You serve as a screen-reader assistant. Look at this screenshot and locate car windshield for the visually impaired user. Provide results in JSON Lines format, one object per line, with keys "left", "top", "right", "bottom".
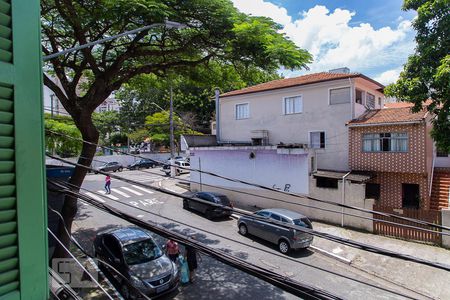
{"left": 123, "top": 239, "right": 163, "bottom": 265}
{"left": 293, "top": 218, "right": 312, "bottom": 229}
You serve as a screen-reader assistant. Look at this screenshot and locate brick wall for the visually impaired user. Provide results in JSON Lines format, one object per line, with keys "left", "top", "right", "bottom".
{"left": 349, "top": 123, "right": 427, "bottom": 173}
{"left": 370, "top": 172, "right": 430, "bottom": 209}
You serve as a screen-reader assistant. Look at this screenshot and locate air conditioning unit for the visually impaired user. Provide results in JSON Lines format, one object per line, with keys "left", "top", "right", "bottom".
{"left": 251, "top": 130, "right": 269, "bottom": 146}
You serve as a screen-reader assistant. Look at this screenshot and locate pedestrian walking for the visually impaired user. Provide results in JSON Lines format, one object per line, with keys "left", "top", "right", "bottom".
{"left": 185, "top": 236, "right": 200, "bottom": 283}
{"left": 104, "top": 175, "right": 111, "bottom": 194}
{"left": 165, "top": 239, "right": 180, "bottom": 262}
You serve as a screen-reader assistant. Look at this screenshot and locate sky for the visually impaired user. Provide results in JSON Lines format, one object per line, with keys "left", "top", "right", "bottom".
{"left": 231, "top": 0, "right": 417, "bottom": 85}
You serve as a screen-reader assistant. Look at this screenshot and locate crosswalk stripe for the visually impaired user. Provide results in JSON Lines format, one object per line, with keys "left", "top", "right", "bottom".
{"left": 111, "top": 188, "right": 131, "bottom": 198}
{"left": 85, "top": 192, "right": 106, "bottom": 203}
{"left": 120, "top": 187, "right": 143, "bottom": 196}
{"left": 98, "top": 190, "right": 120, "bottom": 200}
{"left": 131, "top": 185, "right": 154, "bottom": 194}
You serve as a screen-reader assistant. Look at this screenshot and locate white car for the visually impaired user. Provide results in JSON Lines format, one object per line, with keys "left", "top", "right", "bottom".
{"left": 162, "top": 160, "right": 190, "bottom": 176}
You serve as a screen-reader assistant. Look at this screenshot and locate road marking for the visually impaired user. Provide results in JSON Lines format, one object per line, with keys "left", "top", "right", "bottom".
{"left": 85, "top": 192, "right": 106, "bottom": 203}
{"left": 131, "top": 185, "right": 154, "bottom": 194}
{"left": 120, "top": 187, "right": 143, "bottom": 196}
{"left": 111, "top": 188, "right": 130, "bottom": 198}
{"left": 97, "top": 190, "right": 120, "bottom": 200}
{"left": 137, "top": 215, "right": 144, "bottom": 218}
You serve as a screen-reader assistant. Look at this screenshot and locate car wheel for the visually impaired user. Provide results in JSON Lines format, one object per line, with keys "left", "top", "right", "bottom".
{"left": 118, "top": 167, "right": 123, "bottom": 172}
{"left": 113, "top": 169, "right": 117, "bottom": 172}
{"left": 278, "top": 239, "right": 290, "bottom": 254}
{"left": 238, "top": 224, "right": 248, "bottom": 236}
{"left": 183, "top": 199, "right": 190, "bottom": 210}
{"left": 176, "top": 170, "right": 180, "bottom": 176}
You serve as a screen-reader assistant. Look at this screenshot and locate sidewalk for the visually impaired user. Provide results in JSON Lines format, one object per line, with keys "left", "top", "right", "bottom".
{"left": 162, "top": 177, "right": 450, "bottom": 300}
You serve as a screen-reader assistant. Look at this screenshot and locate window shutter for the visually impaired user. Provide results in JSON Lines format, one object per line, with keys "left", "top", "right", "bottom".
{"left": 330, "top": 87, "right": 350, "bottom": 105}
{"left": 0, "top": 1, "right": 18, "bottom": 296}
{"left": 0, "top": 0, "right": 12, "bottom": 63}
{"left": 0, "top": 0, "right": 48, "bottom": 298}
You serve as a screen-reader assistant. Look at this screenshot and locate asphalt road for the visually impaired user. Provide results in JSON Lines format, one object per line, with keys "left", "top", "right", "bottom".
{"left": 72, "top": 170, "right": 428, "bottom": 300}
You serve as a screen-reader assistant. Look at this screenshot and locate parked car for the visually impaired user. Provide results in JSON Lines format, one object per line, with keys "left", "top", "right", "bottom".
{"left": 93, "top": 227, "right": 179, "bottom": 299}
{"left": 96, "top": 161, "right": 123, "bottom": 173}
{"left": 183, "top": 192, "right": 233, "bottom": 219}
{"left": 127, "top": 159, "right": 156, "bottom": 170}
{"left": 237, "top": 208, "right": 313, "bottom": 254}
{"left": 162, "top": 160, "right": 190, "bottom": 176}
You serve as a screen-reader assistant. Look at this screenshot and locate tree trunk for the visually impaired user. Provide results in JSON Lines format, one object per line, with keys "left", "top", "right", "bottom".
{"left": 52, "top": 112, "right": 99, "bottom": 259}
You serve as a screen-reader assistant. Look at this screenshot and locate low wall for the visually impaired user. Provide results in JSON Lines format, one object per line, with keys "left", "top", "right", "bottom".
{"left": 442, "top": 209, "right": 450, "bottom": 249}
{"left": 191, "top": 176, "right": 374, "bottom": 232}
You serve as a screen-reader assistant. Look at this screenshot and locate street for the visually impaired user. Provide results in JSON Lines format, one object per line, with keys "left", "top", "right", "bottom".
{"left": 72, "top": 170, "right": 432, "bottom": 300}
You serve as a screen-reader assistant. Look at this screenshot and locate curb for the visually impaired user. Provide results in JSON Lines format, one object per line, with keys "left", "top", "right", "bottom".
{"left": 310, "top": 246, "right": 351, "bottom": 265}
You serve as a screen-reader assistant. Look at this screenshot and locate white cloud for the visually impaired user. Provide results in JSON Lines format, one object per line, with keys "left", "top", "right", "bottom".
{"left": 374, "top": 67, "right": 403, "bottom": 85}
{"left": 231, "top": 1, "right": 414, "bottom": 76}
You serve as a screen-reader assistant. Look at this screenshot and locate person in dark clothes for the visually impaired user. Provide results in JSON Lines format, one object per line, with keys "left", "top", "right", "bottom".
{"left": 165, "top": 239, "right": 180, "bottom": 262}
{"left": 185, "top": 235, "right": 199, "bottom": 283}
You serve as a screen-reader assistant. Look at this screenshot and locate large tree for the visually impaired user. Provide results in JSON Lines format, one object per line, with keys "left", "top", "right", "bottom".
{"left": 41, "top": 0, "right": 311, "bottom": 258}
{"left": 385, "top": 0, "right": 450, "bottom": 151}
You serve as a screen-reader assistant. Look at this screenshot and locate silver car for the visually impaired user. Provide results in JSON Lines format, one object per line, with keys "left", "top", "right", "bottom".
{"left": 93, "top": 227, "right": 179, "bottom": 299}
{"left": 237, "top": 208, "right": 313, "bottom": 254}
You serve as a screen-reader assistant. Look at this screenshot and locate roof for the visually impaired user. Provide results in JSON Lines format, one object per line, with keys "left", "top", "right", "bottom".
{"left": 109, "top": 227, "right": 151, "bottom": 245}
{"left": 220, "top": 72, "right": 384, "bottom": 98}
{"left": 313, "top": 170, "right": 373, "bottom": 183}
{"left": 384, "top": 99, "right": 432, "bottom": 108}
{"left": 347, "top": 107, "right": 428, "bottom": 127}
{"left": 260, "top": 208, "right": 307, "bottom": 220}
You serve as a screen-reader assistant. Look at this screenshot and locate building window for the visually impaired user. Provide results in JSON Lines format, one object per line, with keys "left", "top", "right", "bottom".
{"left": 316, "top": 177, "right": 338, "bottom": 189}
{"left": 284, "top": 96, "right": 302, "bottom": 114}
{"left": 362, "top": 132, "right": 408, "bottom": 152}
{"left": 310, "top": 131, "right": 325, "bottom": 149}
{"left": 355, "top": 89, "right": 363, "bottom": 104}
{"left": 378, "top": 97, "right": 382, "bottom": 107}
{"left": 366, "top": 93, "right": 375, "bottom": 108}
{"left": 365, "top": 183, "right": 380, "bottom": 200}
{"left": 235, "top": 103, "right": 249, "bottom": 120}
{"left": 330, "top": 87, "right": 350, "bottom": 105}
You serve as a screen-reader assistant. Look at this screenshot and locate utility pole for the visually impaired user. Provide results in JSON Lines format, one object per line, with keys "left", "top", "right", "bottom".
{"left": 169, "top": 83, "right": 176, "bottom": 177}
{"left": 50, "top": 94, "right": 54, "bottom": 118}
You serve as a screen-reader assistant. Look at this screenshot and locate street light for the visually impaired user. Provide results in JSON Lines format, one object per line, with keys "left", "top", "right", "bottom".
{"left": 43, "top": 20, "right": 187, "bottom": 61}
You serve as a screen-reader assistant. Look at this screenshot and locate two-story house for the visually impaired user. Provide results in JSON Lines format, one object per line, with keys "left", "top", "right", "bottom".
{"left": 216, "top": 69, "right": 385, "bottom": 172}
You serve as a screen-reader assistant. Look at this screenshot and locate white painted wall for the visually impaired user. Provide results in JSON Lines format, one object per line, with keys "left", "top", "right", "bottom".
{"left": 190, "top": 147, "right": 309, "bottom": 195}
{"left": 218, "top": 77, "right": 384, "bottom": 172}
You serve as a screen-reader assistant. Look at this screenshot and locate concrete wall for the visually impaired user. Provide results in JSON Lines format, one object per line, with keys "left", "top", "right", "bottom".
{"left": 309, "top": 177, "right": 374, "bottom": 231}
{"left": 190, "top": 147, "right": 309, "bottom": 195}
{"left": 219, "top": 78, "right": 384, "bottom": 172}
{"left": 442, "top": 209, "right": 450, "bottom": 249}
{"left": 435, "top": 155, "right": 450, "bottom": 168}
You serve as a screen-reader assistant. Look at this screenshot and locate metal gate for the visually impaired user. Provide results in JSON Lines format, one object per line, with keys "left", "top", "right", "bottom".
{"left": 373, "top": 205, "right": 442, "bottom": 245}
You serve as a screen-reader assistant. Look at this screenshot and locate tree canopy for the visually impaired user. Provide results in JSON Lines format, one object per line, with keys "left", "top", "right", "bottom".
{"left": 385, "top": 0, "right": 450, "bottom": 151}
{"left": 41, "top": 0, "right": 312, "bottom": 258}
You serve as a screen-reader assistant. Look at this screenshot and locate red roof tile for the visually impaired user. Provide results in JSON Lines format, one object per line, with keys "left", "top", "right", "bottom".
{"left": 384, "top": 99, "right": 433, "bottom": 108}
{"left": 348, "top": 107, "right": 429, "bottom": 126}
{"left": 220, "top": 72, "right": 384, "bottom": 98}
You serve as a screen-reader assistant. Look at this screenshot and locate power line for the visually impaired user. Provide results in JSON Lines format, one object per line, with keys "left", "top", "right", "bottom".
{"left": 49, "top": 178, "right": 429, "bottom": 300}
{"left": 48, "top": 228, "right": 115, "bottom": 300}
{"left": 48, "top": 204, "right": 151, "bottom": 300}
{"left": 46, "top": 129, "right": 449, "bottom": 232}
{"left": 46, "top": 155, "right": 450, "bottom": 272}
{"left": 111, "top": 165, "right": 448, "bottom": 238}
{"left": 48, "top": 180, "right": 340, "bottom": 300}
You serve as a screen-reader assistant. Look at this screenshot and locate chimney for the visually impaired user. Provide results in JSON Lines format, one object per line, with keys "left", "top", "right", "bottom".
{"left": 329, "top": 67, "right": 350, "bottom": 74}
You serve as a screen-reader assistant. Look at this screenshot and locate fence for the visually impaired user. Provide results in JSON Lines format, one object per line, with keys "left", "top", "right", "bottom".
{"left": 373, "top": 205, "right": 442, "bottom": 245}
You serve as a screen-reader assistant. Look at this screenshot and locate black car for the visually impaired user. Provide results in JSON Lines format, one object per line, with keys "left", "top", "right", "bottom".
{"left": 93, "top": 227, "right": 179, "bottom": 299}
{"left": 96, "top": 161, "right": 123, "bottom": 173}
{"left": 183, "top": 192, "right": 233, "bottom": 219}
{"left": 127, "top": 159, "right": 156, "bottom": 170}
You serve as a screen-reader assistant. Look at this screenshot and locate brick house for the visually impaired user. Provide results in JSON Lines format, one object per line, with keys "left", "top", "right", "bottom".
{"left": 347, "top": 106, "right": 435, "bottom": 210}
